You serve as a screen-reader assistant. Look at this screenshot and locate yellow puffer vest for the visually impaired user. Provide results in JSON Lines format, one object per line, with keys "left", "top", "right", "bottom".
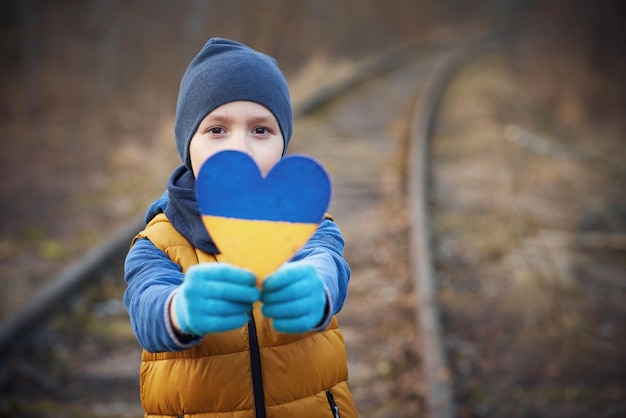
{"left": 134, "top": 213, "right": 357, "bottom": 418}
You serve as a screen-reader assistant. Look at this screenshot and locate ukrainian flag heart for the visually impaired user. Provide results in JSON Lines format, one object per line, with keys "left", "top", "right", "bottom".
{"left": 196, "top": 150, "right": 332, "bottom": 284}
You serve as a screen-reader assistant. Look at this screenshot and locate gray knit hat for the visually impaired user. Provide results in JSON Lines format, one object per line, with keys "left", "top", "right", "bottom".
{"left": 174, "top": 38, "right": 293, "bottom": 170}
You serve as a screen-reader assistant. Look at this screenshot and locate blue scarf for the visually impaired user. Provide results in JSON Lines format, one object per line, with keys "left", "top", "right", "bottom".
{"left": 159, "top": 165, "right": 220, "bottom": 254}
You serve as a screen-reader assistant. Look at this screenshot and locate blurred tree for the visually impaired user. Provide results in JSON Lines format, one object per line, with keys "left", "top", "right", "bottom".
{"left": 183, "top": 0, "right": 208, "bottom": 63}
{"left": 512, "top": 0, "right": 626, "bottom": 129}
{"left": 92, "top": 0, "right": 118, "bottom": 101}
{"left": 17, "top": 0, "right": 41, "bottom": 123}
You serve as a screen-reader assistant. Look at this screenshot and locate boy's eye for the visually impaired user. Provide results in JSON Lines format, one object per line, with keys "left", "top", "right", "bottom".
{"left": 208, "top": 127, "right": 225, "bottom": 134}
{"left": 253, "top": 127, "right": 269, "bottom": 135}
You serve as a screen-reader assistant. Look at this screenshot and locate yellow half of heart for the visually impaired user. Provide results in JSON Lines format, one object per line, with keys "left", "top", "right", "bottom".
{"left": 202, "top": 215, "right": 319, "bottom": 286}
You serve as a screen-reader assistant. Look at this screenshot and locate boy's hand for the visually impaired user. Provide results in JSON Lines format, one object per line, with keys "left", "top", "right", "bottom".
{"left": 172, "top": 264, "right": 260, "bottom": 336}
{"left": 261, "top": 261, "right": 327, "bottom": 333}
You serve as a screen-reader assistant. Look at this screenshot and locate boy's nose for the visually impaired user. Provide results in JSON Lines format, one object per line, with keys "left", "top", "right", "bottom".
{"left": 229, "top": 132, "right": 252, "bottom": 154}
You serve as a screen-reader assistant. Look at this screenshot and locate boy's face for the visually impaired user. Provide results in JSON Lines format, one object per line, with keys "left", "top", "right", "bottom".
{"left": 189, "top": 101, "right": 285, "bottom": 177}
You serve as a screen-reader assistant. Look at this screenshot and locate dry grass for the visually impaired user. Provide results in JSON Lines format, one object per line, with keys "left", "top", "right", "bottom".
{"left": 431, "top": 53, "right": 625, "bottom": 416}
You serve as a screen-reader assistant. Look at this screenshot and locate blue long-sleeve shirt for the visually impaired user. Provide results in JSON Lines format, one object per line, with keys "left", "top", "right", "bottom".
{"left": 124, "top": 218, "right": 351, "bottom": 353}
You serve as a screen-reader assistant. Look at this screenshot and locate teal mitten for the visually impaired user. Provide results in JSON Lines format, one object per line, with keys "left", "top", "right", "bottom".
{"left": 261, "top": 260, "right": 327, "bottom": 333}
{"left": 173, "top": 263, "right": 260, "bottom": 336}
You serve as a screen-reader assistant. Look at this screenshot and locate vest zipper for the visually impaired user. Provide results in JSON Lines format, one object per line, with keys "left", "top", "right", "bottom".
{"left": 247, "top": 311, "right": 266, "bottom": 418}
{"left": 326, "top": 390, "right": 340, "bottom": 418}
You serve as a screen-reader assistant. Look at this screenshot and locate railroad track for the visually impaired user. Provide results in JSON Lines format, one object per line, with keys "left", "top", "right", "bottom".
{"left": 8, "top": 30, "right": 621, "bottom": 418}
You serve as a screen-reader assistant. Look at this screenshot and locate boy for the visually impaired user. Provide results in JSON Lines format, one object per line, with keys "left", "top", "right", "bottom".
{"left": 124, "top": 38, "right": 357, "bottom": 417}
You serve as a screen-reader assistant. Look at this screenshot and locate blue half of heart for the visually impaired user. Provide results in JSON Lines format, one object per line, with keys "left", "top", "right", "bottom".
{"left": 196, "top": 150, "right": 332, "bottom": 223}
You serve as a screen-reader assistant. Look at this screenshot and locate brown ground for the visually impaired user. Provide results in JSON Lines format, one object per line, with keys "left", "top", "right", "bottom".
{"left": 1, "top": 13, "right": 624, "bottom": 416}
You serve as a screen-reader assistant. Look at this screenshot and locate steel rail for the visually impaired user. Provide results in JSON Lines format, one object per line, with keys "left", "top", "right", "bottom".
{"left": 408, "top": 37, "right": 505, "bottom": 418}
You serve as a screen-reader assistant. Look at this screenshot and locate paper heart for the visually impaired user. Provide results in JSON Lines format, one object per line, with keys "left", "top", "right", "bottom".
{"left": 196, "top": 150, "right": 331, "bottom": 283}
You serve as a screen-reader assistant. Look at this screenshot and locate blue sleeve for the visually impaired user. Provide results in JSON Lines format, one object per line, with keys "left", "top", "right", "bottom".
{"left": 123, "top": 238, "right": 200, "bottom": 352}
{"left": 290, "top": 218, "right": 351, "bottom": 327}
